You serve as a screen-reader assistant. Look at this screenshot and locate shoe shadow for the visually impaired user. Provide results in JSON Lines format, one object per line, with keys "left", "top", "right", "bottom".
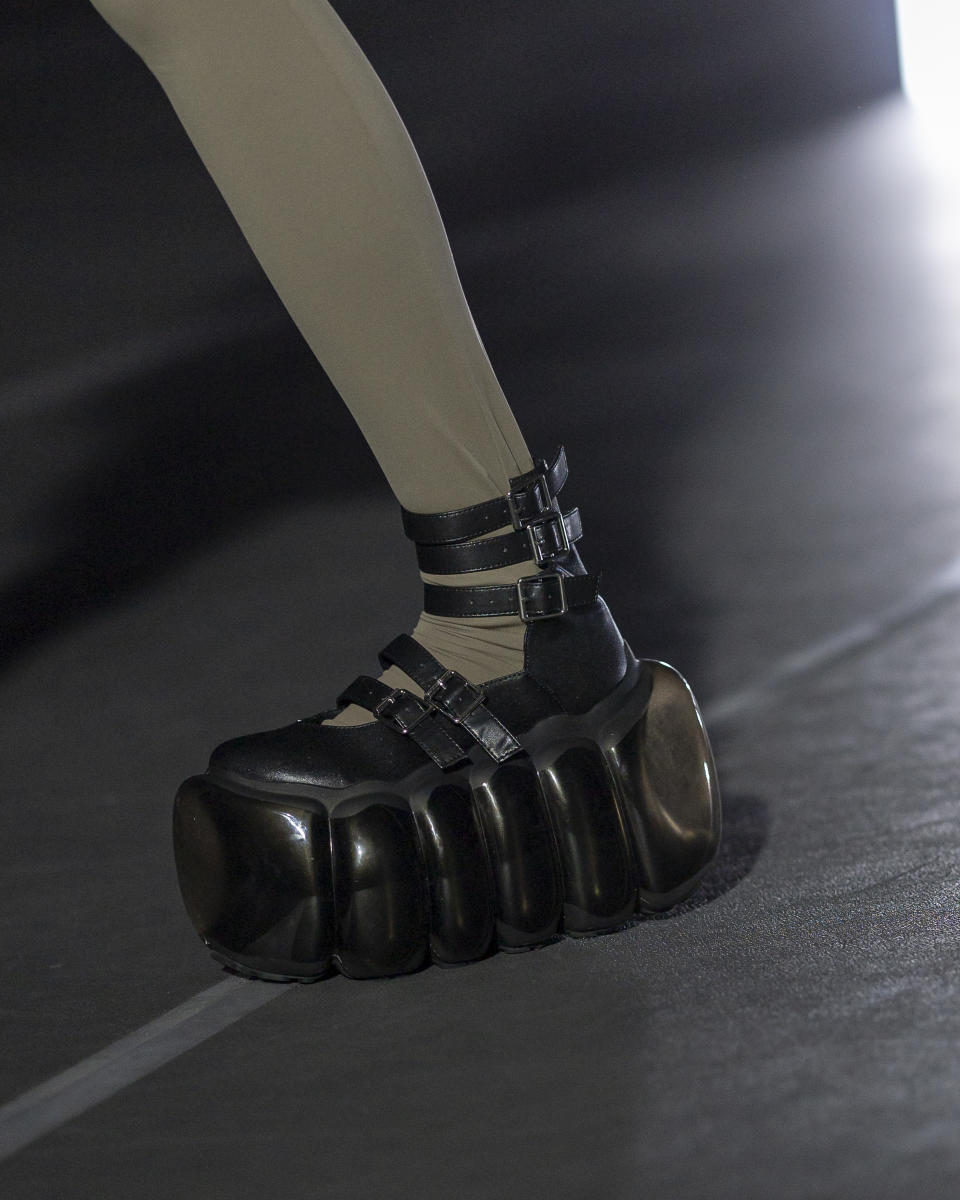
{"left": 637, "top": 792, "right": 769, "bottom": 920}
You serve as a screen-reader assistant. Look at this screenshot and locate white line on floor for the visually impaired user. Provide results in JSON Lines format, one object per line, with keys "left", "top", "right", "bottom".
{"left": 0, "top": 978, "right": 280, "bottom": 1163}
{"left": 3, "top": 552, "right": 960, "bottom": 1163}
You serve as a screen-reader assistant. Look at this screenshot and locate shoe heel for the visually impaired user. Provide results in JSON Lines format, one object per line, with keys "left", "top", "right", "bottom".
{"left": 537, "top": 742, "right": 637, "bottom": 935}
{"left": 173, "top": 777, "right": 334, "bottom": 981}
{"left": 330, "top": 797, "right": 430, "bottom": 979}
{"left": 471, "top": 759, "right": 564, "bottom": 951}
{"left": 601, "top": 661, "right": 721, "bottom": 910}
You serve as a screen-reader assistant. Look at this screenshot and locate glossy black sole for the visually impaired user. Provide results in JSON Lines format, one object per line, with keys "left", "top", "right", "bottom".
{"left": 172, "top": 655, "right": 721, "bottom": 982}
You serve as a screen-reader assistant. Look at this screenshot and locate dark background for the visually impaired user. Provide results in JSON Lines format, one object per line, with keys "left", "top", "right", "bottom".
{"left": 1, "top": 0, "right": 900, "bottom": 669}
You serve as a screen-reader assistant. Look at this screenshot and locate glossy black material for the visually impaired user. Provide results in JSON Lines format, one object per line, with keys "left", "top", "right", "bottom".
{"left": 607, "top": 663, "right": 722, "bottom": 909}
{"left": 172, "top": 783, "right": 334, "bottom": 981}
{"left": 539, "top": 742, "right": 637, "bottom": 935}
{"left": 331, "top": 800, "right": 429, "bottom": 979}
{"left": 413, "top": 782, "right": 495, "bottom": 964}
{"left": 471, "top": 758, "right": 564, "bottom": 950}
{"left": 173, "top": 653, "right": 721, "bottom": 981}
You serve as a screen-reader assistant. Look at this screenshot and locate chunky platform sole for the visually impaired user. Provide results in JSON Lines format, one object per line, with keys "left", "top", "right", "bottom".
{"left": 172, "top": 654, "right": 721, "bottom": 982}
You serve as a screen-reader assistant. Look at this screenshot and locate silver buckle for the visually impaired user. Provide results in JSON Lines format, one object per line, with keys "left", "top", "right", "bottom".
{"left": 423, "top": 669, "right": 486, "bottom": 723}
{"left": 516, "top": 572, "right": 568, "bottom": 622}
{"left": 524, "top": 509, "right": 570, "bottom": 565}
{"left": 506, "top": 467, "right": 552, "bottom": 530}
{"left": 373, "top": 688, "right": 431, "bottom": 733}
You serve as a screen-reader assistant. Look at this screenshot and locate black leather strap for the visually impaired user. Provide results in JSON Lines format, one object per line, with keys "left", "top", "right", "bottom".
{"left": 415, "top": 507, "right": 582, "bottom": 574}
{"left": 422, "top": 570, "right": 600, "bottom": 620}
{"left": 400, "top": 446, "right": 568, "bottom": 545}
{"left": 377, "top": 635, "right": 523, "bottom": 763}
{"left": 336, "top": 676, "right": 469, "bottom": 770}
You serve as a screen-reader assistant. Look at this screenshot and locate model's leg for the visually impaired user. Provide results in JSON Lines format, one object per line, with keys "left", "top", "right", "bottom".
{"left": 91, "top": 0, "right": 723, "bottom": 983}
{"left": 88, "top": 0, "right": 540, "bottom": 721}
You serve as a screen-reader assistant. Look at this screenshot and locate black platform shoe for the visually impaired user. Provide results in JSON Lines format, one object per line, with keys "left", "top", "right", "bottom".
{"left": 173, "top": 447, "right": 721, "bottom": 981}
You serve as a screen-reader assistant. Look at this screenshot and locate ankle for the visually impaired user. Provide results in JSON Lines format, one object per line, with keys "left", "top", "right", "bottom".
{"left": 325, "top": 528, "right": 538, "bottom": 728}
{"left": 408, "top": 610, "right": 526, "bottom": 685}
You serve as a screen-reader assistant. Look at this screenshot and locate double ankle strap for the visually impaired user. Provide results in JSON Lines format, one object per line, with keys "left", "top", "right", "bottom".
{"left": 401, "top": 446, "right": 601, "bottom": 623}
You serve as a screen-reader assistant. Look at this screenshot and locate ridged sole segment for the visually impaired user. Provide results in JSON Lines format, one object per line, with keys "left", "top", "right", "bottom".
{"left": 172, "top": 785, "right": 334, "bottom": 981}
{"left": 604, "top": 663, "right": 722, "bottom": 909}
{"left": 172, "top": 656, "right": 721, "bottom": 981}
{"left": 539, "top": 742, "right": 637, "bottom": 935}
{"left": 331, "top": 799, "right": 429, "bottom": 979}
{"left": 472, "top": 758, "right": 564, "bottom": 951}
{"left": 412, "top": 782, "right": 496, "bottom": 966}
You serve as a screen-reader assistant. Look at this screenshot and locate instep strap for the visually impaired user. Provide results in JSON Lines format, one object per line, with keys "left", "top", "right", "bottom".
{"left": 336, "top": 675, "right": 469, "bottom": 769}
{"left": 377, "top": 635, "right": 523, "bottom": 763}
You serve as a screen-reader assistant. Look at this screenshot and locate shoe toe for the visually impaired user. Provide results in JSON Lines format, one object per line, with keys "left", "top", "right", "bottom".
{"left": 208, "top": 717, "right": 434, "bottom": 790}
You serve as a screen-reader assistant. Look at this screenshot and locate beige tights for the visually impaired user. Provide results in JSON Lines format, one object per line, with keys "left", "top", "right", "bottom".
{"left": 88, "top": 0, "right": 545, "bottom": 723}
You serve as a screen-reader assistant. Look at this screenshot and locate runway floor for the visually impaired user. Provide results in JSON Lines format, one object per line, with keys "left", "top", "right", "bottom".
{"left": 2, "top": 86, "right": 960, "bottom": 1197}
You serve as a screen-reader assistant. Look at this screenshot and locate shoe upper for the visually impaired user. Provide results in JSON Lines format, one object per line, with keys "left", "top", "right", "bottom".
{"left": 207, "top": 583, "right": 629, "bottom": 791}
{"left": 206, "top": 448, "right": 631, "bottom": 791}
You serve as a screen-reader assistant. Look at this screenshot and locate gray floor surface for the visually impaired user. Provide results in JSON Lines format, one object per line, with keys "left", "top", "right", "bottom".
{"left": 3, "top": 91, "right": 960, "bottom": 1197}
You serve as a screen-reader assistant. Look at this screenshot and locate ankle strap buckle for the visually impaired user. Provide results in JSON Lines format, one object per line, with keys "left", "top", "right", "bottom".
{"left": 506, "top": 462, "right": 555, "bottom": 529}
{"left": 423, "top": 669, "right": 487, "bottom": 723}
{"left": 524, "top": 509, "right": 571, "bottom": 565}
{"left": 516, "top": 572, "right": 569, "bottom": 622}
{"left": 373, "top": 688, "right": 432, "bottom": 733}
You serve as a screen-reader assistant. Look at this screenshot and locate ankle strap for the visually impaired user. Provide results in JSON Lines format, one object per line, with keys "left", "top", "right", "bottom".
{"left": 400, "top": 446, "right": 568, "bottom": 545}
{"left": 423, "top": 569, "right": 600, "bottom": 621}
{"left": 415, "top": 506, "right": 583, "bottom": 574}
{"left": 402, "top": 445, "right": 600, "bottom": 620}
